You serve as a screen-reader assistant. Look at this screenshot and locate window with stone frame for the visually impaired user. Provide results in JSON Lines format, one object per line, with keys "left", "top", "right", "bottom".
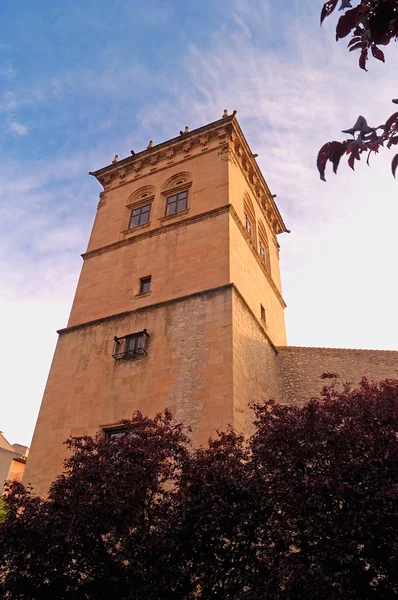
{"left": 129, "top": 203, "right": 152, "bottom": 229}
{"left": 139, "top": 276, "right": 151, "bottom": 295}
{"left": 258, "top": 220, "right": 271, "bottom": 272}
{"left": 165, "top": 190, "right": 188, "bottom": 216}
{"left": 103, "top": 425, "right": 141, "bottom": 442}
{"left": 244, "top": 212, "right": 252, "bottom": 236}
{"left": 105, "top": 426, "right": 128, "bottom": 440}
{"left": 243, "top": 194, "right": 256, "bottom": 244}
{"left": 112, "top": 330, "right": 149, "bottom": 360}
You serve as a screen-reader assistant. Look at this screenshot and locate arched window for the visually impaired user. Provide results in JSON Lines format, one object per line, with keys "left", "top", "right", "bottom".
{"left": 126, "top": 186, "right": 155, "bottom": 230}
{"left": 162, "top": 172, "right": 192, "bottom": 217}
{"left": 243, "top": 194, "right": 256, "bottom": 244}
{"left": 258, "top": 220, "right": 271, "bottom": 272}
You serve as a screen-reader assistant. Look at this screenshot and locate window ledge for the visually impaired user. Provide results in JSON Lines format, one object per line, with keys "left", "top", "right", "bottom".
{"left": 122, "top": 222, "right": 151, "bottom": 235}
{"left": 135, "top": 291, "right": 152, "bottom": 299}
{"left": 159, "top": 209, "right": 189, "bottom": 223}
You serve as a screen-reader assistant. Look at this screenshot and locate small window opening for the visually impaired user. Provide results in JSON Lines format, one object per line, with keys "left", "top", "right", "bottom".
{"left": 139, "top": 276, "right": 151, "bottom": 295}
{"left": 261, "top": 304, "right": 266, "bottom": 324}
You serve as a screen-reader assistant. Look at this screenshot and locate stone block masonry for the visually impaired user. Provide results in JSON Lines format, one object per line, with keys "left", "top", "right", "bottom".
{"left": 23, "top": 286, "right": 235, "bottom": 497}
{"left": 277, "top": 346, "right": 398, "bottom": 405}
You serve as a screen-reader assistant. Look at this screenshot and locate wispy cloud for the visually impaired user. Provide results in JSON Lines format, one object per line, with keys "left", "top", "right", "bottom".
{"left": 9, "top": 120, "right": 28, "bottom": 135}
{"left": 2, "top": 0, "right": 398, "bottom": 446}
{"left": 135, "top": 0, "right": 398, "bottom": 352}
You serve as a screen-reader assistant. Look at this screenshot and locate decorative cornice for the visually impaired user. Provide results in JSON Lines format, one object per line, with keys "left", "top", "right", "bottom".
{"left": 88, "top": 114, "right": 289, "bottom": 236}
{"left": 89, "top": 116, "right": 237, "bottom": 186}
{"left": 226, "top": 120, "right": 288, "bottom": 238}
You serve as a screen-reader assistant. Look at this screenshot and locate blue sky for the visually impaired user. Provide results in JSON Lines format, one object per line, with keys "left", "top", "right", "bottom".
{"left": 1, "top": 0, "right": 398, "bottom": 445}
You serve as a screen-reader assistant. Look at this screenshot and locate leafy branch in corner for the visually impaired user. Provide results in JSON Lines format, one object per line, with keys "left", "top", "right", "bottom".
{"left": 317, "top": 103, "right": 398, "bottom": 180}
{"left": 318, "top": 1, "right": 398, "bottom": 180}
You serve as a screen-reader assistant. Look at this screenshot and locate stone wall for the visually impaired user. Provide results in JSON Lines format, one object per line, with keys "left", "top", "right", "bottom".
{"left": 232, "top": 287, "right": 280, "bottom": 435}
{"left": 277, "top": 345, "right": 398, "bottom": 405}
{"left": 24, "top": 286, "right": 234, "bottom": 497}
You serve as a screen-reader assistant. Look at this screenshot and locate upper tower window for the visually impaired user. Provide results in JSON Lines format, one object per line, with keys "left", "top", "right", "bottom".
{"left": 161, "top": 172, "right": 192, "bottom": 218}
{"left": 258, "top": 221, "right": 271, "bottom": 272}
{"left": 244, "top": 212, "right": 252, "bottom": 236}
{"left": 243, "top": 194, "right": 256, "bottom": 244}
{"left": 129, "top": 203, "right": 151, "bottom": 228}
{"left": 166, "top": 190, "right": 188, "bottom": 216}
{"left": 124, "top": 186, "right": 155, "bottom": 233}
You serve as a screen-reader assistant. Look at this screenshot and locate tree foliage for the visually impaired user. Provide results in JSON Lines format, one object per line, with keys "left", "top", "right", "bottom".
{"left": 1, "top": 380, "right": 398, "bottom": 599}
{"left": 318, "top": 1, "right": 398, "bottom": 180}
{"left": 0, "top": 498, "right": 7, "bottom": 523}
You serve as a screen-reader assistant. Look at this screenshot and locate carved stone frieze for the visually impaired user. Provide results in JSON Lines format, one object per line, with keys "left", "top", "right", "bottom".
{"left": 199, "top": 134, "right": 209, "bottom": 151}
{"left": 118, "top": 168, "right": 127, "bottom": 183}
{"left": 89, "top": 114, "right": 287, "bottom": 237}
{"left": 134, "top": 161, "right": 142, "bottom": 178}
{"left": 150, "top": 153, "right": 159, "bottom": 171}
{"left": 218, "top": 128, "right": 227, "bottom": 144}
{"left": 217, "top": 144, "right": 229, "bottom": 156}
{"left": 99, "top": 174, "right": 112, "bottom": 187}
{"left": 217, "top": 144, "right": 238, "bottom": 165}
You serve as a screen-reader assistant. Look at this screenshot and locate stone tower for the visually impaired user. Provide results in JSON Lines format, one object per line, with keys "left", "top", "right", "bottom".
{"left": 24, "top": 112, "right": 289, "bottom": 496}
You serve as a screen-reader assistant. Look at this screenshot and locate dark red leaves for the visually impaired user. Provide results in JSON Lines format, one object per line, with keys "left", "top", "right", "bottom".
{"left": 384, "top": 111, "right": 398, "bottom": 133}
{"left": 317, "top": 141, "right": 348, "bottom": 181}
{"left": 1, "top": 380, "right": 398, "bottom": 598}
{"left": 347, "top": 35, "right": 361, "bottom": 47}
{"left": 321, "top": 0, "right": 398, "bottom": 68}
{"left": 319, "top": 2, "right": 398, "bottom": 180}
{"left": 321, "top": 0, "right": 339, "bottom": 24}
{"left": 349, "top": 41, "right": 363, "bottom": 51}
{"left": 387, "top": 136, "right": 398, "bottom": 148}
{"left": 336, "top": 7, "right": 360, "bottom": 39}
{"left": 371, "top": 45, "right": 385, "bottom": 61}
{"left": 359, "top": 48, "right": 368, "bottom": 70}
{"left": 348, "top": 146, "right": 360, "bottom": 170}
{"left": 392, "top": 154, "right": 398, "bottom": 177}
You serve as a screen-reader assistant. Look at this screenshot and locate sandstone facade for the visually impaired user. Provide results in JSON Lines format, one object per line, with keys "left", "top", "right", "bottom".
{"left": 24, "top": 113, "right": 398, "bottom": 497}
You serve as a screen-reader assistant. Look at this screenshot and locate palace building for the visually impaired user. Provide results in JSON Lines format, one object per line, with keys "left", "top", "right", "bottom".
{"left": 24, "top": 112, "right": 398, "bottom": 496}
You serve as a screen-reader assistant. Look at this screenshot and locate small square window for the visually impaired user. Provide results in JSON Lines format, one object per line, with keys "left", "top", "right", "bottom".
{"left": 166, "top": 190, "right": 188, "bottom": 216}
{"left": 261, "top": 304, "right": 266, "bottom": 324}
{"left": 129, "top": 203, "right": 151, "bottom": 229}
{"left": 139, "top": 276, "right": 151, "bottom": 295}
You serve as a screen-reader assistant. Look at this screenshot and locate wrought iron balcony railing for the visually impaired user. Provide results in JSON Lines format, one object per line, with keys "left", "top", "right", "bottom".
{"left": 112, "top": 329, "right": 149, "bottom": 361}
